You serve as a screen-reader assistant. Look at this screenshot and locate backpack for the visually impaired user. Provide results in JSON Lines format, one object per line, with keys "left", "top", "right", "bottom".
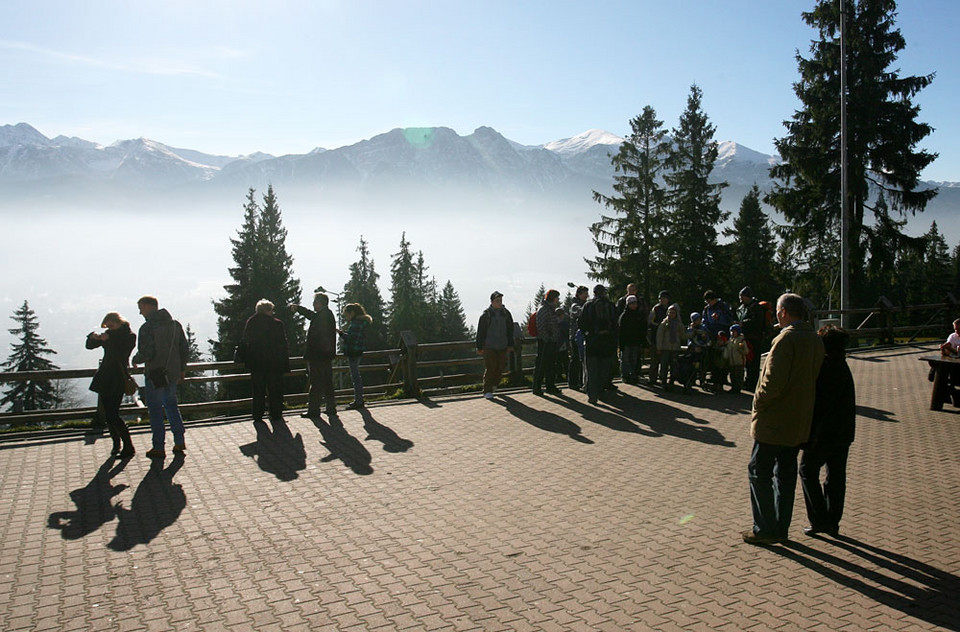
{"left": 527, "top": 312, "right": 538, "bottom": 337}
{"left": 758, "top": 301, "right": 775, "bottom": 338}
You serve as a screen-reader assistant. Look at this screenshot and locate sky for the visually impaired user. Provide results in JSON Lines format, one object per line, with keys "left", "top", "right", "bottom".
{"left": 2, "top": 0, "right": 959, "bottom": 181}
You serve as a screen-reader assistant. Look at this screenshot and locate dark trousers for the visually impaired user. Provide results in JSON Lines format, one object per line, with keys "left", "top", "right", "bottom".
{"left": 251, "top": 371, "right": 284, "bottom": 421}
{"left": 101, "top": 388, "right": 133, "bottom": 450}
{"left": 482, "top": 348, "right": 508, "bottom": 393}
{"left": 800, "top": 443, "right": 850, "bottom": 533}
{"left": 585, "top": 353, "right": 613, "bottom": 402}
{"left": 307, "top": 360, "right": 336, "bottom": 414}
{"left": 745, "top": 339, "right": 762, "bottom": 390}
{"left": 532, "top": 340, "right": 557, "bottom": 391}
{"left": 748, "top": 441, "right": 800, "bottom": 539}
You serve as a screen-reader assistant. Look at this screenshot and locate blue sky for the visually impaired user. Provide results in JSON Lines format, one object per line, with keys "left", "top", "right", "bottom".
{"left": 3, "top": 0, "right": 958, "bottom": 180}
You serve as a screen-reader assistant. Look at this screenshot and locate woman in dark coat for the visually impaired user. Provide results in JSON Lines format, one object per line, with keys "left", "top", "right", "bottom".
{"left": 339, "top": 303, "right": 373, "bottom": 410}
{"left": 241, "top": 299, "right": 290, "bottom": 423}
{"left": 86, "top": 312, "right": 137, "bottom": 458}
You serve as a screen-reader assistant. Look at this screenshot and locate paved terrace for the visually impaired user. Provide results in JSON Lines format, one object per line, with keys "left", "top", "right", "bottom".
{"left": 1, "top": 344, "right": 958, "bottom": 632}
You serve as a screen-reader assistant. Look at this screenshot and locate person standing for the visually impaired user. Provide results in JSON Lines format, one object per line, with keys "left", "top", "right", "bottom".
{"left": 476, "top": 291, "right": 515, "bottom": 399}
{"left": 532, "top": 289, "right": 562, "bottom": 395}
{"left": 618, "top": 296, "right": 645, "bottom": 385}
{"left": 737, "top": 287, "right": 766, "bottom": 391}
{"left": 241, "top": 299, "right": 290, "bottom": 423}
{"left": 743, "top": 293, "right": 824, "bottom": 545}
{"left": 132, "top": 296, "right": 189, "bottom": 460}
{"left": 86, "top": 312, "right": 137, "bottom": 458}
{"left": 339, "top": 303, "right": 373, "bottom": 410}
{"left": 800, "top": 325, "right": 856, "bottom": 537}
{"left": 648, "top": 291, "right": 671, "bottom": 384}
{"left": 568, "top": 285, "right": 589, "bottom": 391}
{"left": 579, "top": 284, "right": 618, "bottom": 404}
{"left": 655, "top": 305, "right": 684, "bottom": 390}
{"left": 292, "top": 293, "right": 337, "bottom": 418}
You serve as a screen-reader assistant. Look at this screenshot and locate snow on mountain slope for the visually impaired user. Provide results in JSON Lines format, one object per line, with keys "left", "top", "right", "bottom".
{"left": 542, "top": 129, "right": 623, "bottom": 155}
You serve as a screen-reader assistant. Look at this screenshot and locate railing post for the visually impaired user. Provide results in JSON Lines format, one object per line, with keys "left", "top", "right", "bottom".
{"left": 399, "top": 331, "right": 420, "bottom": 398}
{"left": 509, "top": 323, "right": 525, "bottom": 387}
{"left": 877, "top": 296, "right": 894, "bottom": 345}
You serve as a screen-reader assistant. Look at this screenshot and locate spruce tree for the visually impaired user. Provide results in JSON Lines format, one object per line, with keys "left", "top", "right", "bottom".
{"left": 342, "top": 236, "right": 386, "bottom": 350}
{"left": 437, "top": 281, "right": 470, "bottom": 341}
{"left": 663, "top": 84, "right": 728, "bottom": 312}
{"left": 1, "top": 300, "right": 60, "bottom": 411}
{"left": 253, "top": 185, "right": 303, "bottom": 352}
{"left": 588, "top": 105, "right": 671, "bottom": 305}
{"left": 767, "top": 0, "right": 937, "bottom": 306}
{"left": 724, "top": 184, "right": 779, "bottom": 302}
{"left": 387, "top": 233, "right": 421, "bottom": 343}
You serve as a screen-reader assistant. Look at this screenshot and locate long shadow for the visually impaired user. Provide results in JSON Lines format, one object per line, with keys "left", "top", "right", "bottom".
{"left": 239, "top": 419, "right": 307, "bottom": 481}
{"left": 358, "top": 409, "right": 415, "bottom": 453}
{"left": 644, "top": 384, "right": 753, "bottom": 414}
{"left": 548, "top": 392, "right": 657, "bottom": 437}
{"left": 770, "top": 536, "right": 960, "bottom": 631}
{"left": 108, "top": 454, "right": 186, "bottom": 551}
{"left": 856, "top": 405, "right": 898, "bottom": 423}
{"left": 313, "top": 416, "right": 373, "bottom": 475}
{"left": 495, "top": 396, "right": 594, "bottom": 444}
{"left": 47, "top": 457, "right": 130, "bottom": 540}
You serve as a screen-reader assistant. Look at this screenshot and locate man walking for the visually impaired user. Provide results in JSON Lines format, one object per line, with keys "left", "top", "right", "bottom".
{"left": 476, "top": 291, "right": 515, "bottom": 399}
{"left": 132, "top": 296, "right": 189, "bottom": 459}
{"left": 743, "top": 293, "right": 824, "bottom": 545}
{"left": 292, "top": 293, "right": 338, "bottom": 418}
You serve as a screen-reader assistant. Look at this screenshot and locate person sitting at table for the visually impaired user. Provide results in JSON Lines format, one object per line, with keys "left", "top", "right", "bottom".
{"left": 941, "top": 319, "right": 960, "bottom": 357}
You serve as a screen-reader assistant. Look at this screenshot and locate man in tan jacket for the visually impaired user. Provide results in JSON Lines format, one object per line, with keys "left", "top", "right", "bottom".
{"left": 743, "top": 293, "right": 824, "bottom": 545}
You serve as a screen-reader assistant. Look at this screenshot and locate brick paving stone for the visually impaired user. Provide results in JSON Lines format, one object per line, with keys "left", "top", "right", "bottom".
{"left": 1, "top": 345, "right": 959, "bottom": 630}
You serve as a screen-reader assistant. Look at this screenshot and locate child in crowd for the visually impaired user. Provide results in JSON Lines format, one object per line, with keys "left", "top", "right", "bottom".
{"left": 723, "top": 323, "right": 749, "bottom": 393}
{"left": 686, "top": 312, "right": 712, "bottom": 389}
{"left": 656, "top": 304, "right": 683, "bottom": 390}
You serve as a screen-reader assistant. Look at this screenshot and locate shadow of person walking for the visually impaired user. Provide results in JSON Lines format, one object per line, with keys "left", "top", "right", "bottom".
{"left": 47, "top": 457, "right": 130, "bottom": 540}
{"left": 358, "top": 408, "right": 414, "bottom": 453}
{"left": 108, "top": 454, "right": 186, "bottom": 551}
{"left": 313, "top": 415, "right": 373, "bottom": 475}
{"left": 239, "top": 419, "right": 307, "bottom": 481}
{"left": 495, "top": 396, "right": 594, "bottom": 444}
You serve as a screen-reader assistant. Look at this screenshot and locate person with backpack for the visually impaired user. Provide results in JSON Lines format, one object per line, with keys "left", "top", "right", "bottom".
{"left": 579, "top": 284, "right": 618, "bottom": 404}
{"left": 737, "top": 287, "right": 766, "bottom": 392}
{"left": 532, "top": 289, "right": 562, "bottom": 395}
{"left": 476, "top": 291, "right": 515, "bottom": 399}
{"left": 567, "top": 285, "right": 589, "bottom": 391}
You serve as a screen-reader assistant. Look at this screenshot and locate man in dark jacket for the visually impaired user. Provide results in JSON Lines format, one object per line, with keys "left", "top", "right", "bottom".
{"left": 532, "top": 289, "right": 562, "bottom": 395}
{"left": 737, "top": 286, "right": 766, "bottom": 391}
{"left": 648, "top": 290, "right": 671, "bottom": 384}
{"left": 476, "top": 291, "right": 515, "bottom": 399}
{"left": 800, "top": 325, "right": 856, "bottom": 537}
{"left": 292, "top": 293, "right": 337, "bottom": 418}
{"left": 579, "top": 284, "right": 618, "bottom": 404}
{"left": 568, "top": 285, "right": 589, "bottom": 391}
{"left": 242, "top": 299, "right": 290, "bottom": 423}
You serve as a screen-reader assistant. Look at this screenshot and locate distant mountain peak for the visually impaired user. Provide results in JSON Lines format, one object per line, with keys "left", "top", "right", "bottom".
{"left": 0, "top": 122, "right": 50, "bottom": 147}
{"left": 543, "top": 129, "right": 623, "bottom": 155}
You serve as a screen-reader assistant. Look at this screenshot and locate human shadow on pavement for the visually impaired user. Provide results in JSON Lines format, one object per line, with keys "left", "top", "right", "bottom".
{"left": 47, "top": 457, "right": 130, "bottom": 540}
{"left": 495, "top": 396, "right": 594, "bottom": 444}
{"left": 313, "top": 416, "right": 373, "bottom": 475}
{"left": 774, "top": 536, "right": 960, "bottom": 631}
{"left": 239, "top": 419, "right": 307, "bottom": 481}
{"left": 554, "top": 390, "right": 735, "bottom": 446}
{"left": 108, "top": 454, "right": 186, "bottom": 551}
{"left": 856, "top": 405, "right": 898, "bottom": 422}
{"left": 358, "top": 409, "right": 414, "bottom": 453}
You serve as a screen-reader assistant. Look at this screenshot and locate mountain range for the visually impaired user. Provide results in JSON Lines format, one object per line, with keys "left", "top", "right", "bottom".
{"left": 1, "top": 121, "right": 956, "bottom": 239}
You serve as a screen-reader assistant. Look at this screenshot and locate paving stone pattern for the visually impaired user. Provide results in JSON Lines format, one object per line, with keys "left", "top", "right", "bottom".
{"left": 0, "top": 344, "right": 958, "bottom": 631}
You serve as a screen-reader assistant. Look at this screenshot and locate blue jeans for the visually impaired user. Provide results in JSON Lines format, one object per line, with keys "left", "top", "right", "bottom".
{"left": 143, "top": 379, "right": 185, "bottom": 451}
{"left": 347, "top": 355, "right": 364, "bottom": 405}
{"left": 620, "top": 345, "right": 640, "bottom": 380}
{"left": 748, "top": 441, "right": 800, "bottom": 539}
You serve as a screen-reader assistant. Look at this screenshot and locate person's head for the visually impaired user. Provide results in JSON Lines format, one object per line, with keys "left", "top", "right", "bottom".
{"left": 545, "top": 289, "right": 560, "bottom": 305}
{"left": 490, "top": 290, "right": 504, "bottom": 309}
{"left": 818, "top": 324, "right": 850, "bottom": 357}
{"left": 776, "top": 293, "right": 807, "bottom": 326}
{"left": 626, "top": 295, "right": 639, "bottom": 310}
{"left": 667, "top": 304, "right": 678, "bottom": 319}
{"left": 255, "top": 299, "right": 275, "bottom": 316}
{"left": 626, "top": 283, "right": 637, "bottom": 296}
{"left": 100, "top": 312, "right": 128, "bottom": 330}
{"left": 313, "top": 292, "right": 329, "bottom": 309}
{"left": 658, "top": 290, "right": 670, "bottom": 305}
{"left": 136, "top": 295, "right": 158, "bottom": 317}
{"left": 343, "top": 302, "right": 368, "bottom": 320}
{"left": 576, "top": 285, "right": 589, "bottom": 301}
{"left": 703, "top": 289, "right": 717, "bottom": 306}
{"left": 593, "top": 284, "right": 607, "bottom": 298}
{"left": 739, "top": 287, "right": 753, "bottom": 305}
{"left": 730, "top": 323, "right": 742, "bottom": 337}
{"left": 690, "top": 312, "right": 702, "bottom": 326}
{"left": 953, "top": 318, "right": 960, "bottom": 335}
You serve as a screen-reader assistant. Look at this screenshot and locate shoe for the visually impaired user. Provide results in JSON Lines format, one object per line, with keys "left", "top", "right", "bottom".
{"left": 324, "top": 408, "right": 338, "bottom": 415}
{"left": 531, "top": 389, "right": 544, "bottom": 396}
{"left": 300, "top": 411, "right": 316, "bottom": 418}
{"left": 587, "top": 398, "right": 598, "bottom": 405}
{"left": 345, "top": 401, "right": 365, "bottom": 410}
{"left": 172, "top": 444, "right": 186, "bottom": 453}
{"left": 483, "top": 392, "right": 494, "bottom": 399}
{"left": 145, "top": 448, "right": 166, "bottom": 459}
{"left": 545, "top": 387, "right": 562, "bottom": 395}
{"left": 741, "top": 530, "right": 782, "bottom": 545}
{"left": 110, "top": 441, "right": 122, "bottom": 457}
{"left": 803, "top": 526, "right": 838, "bottom": 538}
{"left": 118, "top": 447, "right": 136, "bottom": 459}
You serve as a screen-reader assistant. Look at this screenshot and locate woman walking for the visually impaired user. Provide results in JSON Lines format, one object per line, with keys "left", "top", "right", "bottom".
{"left": 86, "top": 312, "right": 137, "bottom": 458}
{"left": 339, "top": 303, "right": 373, "bottom": 410}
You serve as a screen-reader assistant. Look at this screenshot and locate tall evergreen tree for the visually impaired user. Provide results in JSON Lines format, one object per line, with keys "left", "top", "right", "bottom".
{"left": 588, "top": 105, "right": 671, "bottom": 305}
{"left": 253, "top": 185, "right": 303, "bottom": 352}
{"left": 662, "top": 84, "right": 728, "bottom": 311}
{"left": 1, "top": 300, "right": 60, "bottom": 411}
{"left": 724, "top": 184, "right": 779, "bottom": 301}
{"left": 342, "top": 236, "right": 386, "bottom": 350}
{"left": 437, "top": 281, "right": 470, "bottom": 341}
{"left": 387, "top": 233, "right": 422, "bottom": 343}
{"left": 766, "top": 0, "right": 937, "bottom": 306}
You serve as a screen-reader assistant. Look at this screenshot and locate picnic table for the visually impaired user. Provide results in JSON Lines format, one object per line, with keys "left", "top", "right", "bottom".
{"left": 921, "top": 354, "right": 960, "bottom": 411}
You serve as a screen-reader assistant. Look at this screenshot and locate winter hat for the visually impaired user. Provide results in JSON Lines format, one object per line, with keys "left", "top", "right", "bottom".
{"left": 626, "top": 295, "right": 638, "bottom": 305}
{"left": 739, "top": 286, "right": 753, "bottom": 298}
{"left": 730, "top": 323, "right": 742, "bottom": 333}
{"left": 593, "top": 284, "right": 607, "bottom": 296}
{"left": 658, "top": 290, "right": 670, "bottom": 299}
{"left": 490, "top": 291, "right": 503, "bottom": 301}
{"left": 690, "top": 312, "right": 702, "bottom": 322}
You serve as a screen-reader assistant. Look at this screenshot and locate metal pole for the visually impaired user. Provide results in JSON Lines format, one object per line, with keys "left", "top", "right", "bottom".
{"left": 840, "top": 0, "right": 851, "bottom": 328}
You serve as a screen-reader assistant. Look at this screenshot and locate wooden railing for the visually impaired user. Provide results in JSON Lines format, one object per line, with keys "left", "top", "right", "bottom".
{"left": 0, "top": 325, "right": 533, "bottom": 429}
{"left": 811, "top": 295, "right": 958, "bottom": 345}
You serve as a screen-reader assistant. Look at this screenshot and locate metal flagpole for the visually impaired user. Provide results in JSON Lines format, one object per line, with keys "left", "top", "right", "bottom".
{"left": 840, "top": 0, "right": 851, "bottom": 328}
